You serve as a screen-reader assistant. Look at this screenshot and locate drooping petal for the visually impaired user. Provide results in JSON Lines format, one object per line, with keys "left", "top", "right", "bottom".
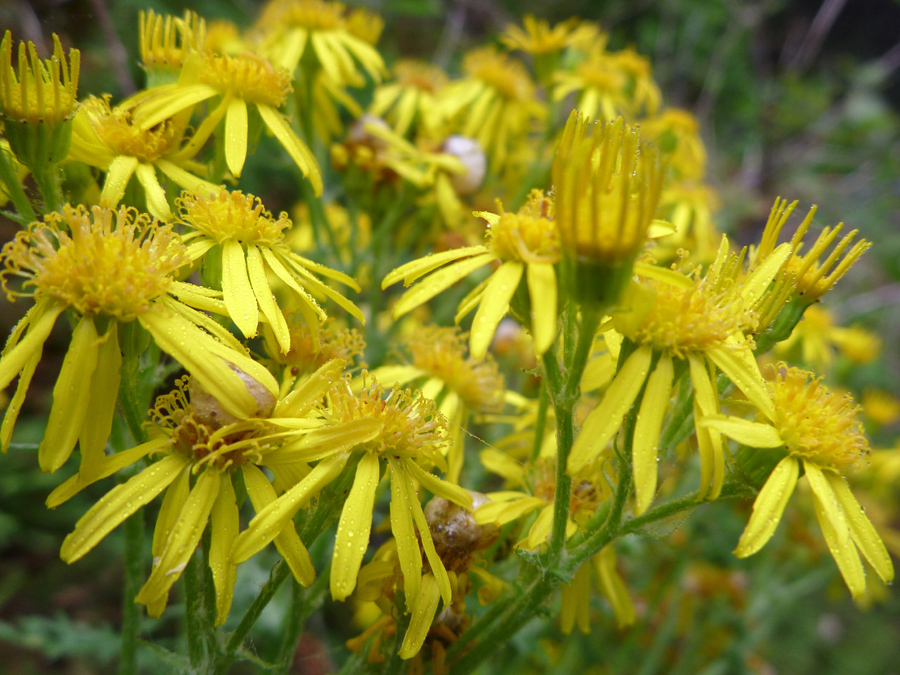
{"left": 383, "top": 246, "right": 490, "bottom": 289}
{"left": 136, "top": 469, "right": 221, "bottom": 606}
{"left": 402, "top": 464, "right": 452, "bottom": 604}
{"left": 593, "top": 547, "right": 635, "bottom": 628}
{"left": 134, "top": 162, "right": 171, "bottom": 220}
{"left": 740, "top": 243, "right": 792, "bottom": 306}
{"left": 633, "top": 353, "right": 674, "bottom": 515}
{"left": 812, "top": 487, "right": 866, "bottom": 599}
{"left": 209, "top": 476, "right": 239, "bottom": 625}
{"left": 99, "top": 155, "right": 138, "bottom": 208}
{"left": 473, "top": 495, "right": 545, "bottom": 525}
{"left": 734, "top": 457, "right": 799, "bottom": 558}
{"left": 39, "top": 316, "right": 100, "bottom": 473}
{"left": 689, "top": 354, "right": 724, "bottom": 499}
{"left": 0, "top": 300, "right": 65, "bottom": 392}
{"left": 152, "top": 464, "right": 192, "bottom": 560}
{"left": 221, "top": 240, "right": 258, "bottom": 339}
{"left": 242, "top": 464, "right": 314, "bottom": 586}
{"left": 391, "top": 253, "right": 496, "bottom": 319}
{"left": 526, "top": 262, "right": 557, "bottom": 355}
{"left": 568, "top": 345, "right": 653, "bottom": 473}
{"left": 1, "top": 351, "right": 40, "bottom": 452}
{"left": 257, "top": 103, "right": 323, "bottom": 195}
{"left": 699, "top": 416, "right": 784, "bottom": 448}
{"left": 560, "top": 562, "right": 591, "bottom": 635}
{"left": 805, "top": 462, "right": 852, "bottom": 549}
{"left": 404, "top": 459, "right": 473, "bottom": 510}
{"left": 827, "top": 472, "right": 894, "bottom": 584}
{"left": 224, "top": 96, "right": 248, "bottom": 177}
{"left": 706, "top": 345, "right": 775, "bottom": 422}
{"left": 246, "top": 244, "right": 290, "bottom": 353}
{"left": 331, "top": 452, "right": 381, "bottom": 601}
{"left": 399, "top": 573, "right": 442, "bottom": 659}
{"left": 389, "top": 458, "right": 422, "bottom": 604}
{"left": 231, "top": 454, "right": 348, "bottom": 564}
{"left": 78, "top": 323, "right": 122, "bottom": 482}
{"left": 61, "top": 454, "right": 189, "bottom": 563}
{"left": 470, "top": 261, "right": 524, "bottom": 359}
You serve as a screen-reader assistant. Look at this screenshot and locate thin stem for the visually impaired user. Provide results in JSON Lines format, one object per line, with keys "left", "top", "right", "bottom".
{"left": 118, "top": 513, "right": 143, "bottom": 675}
{"left": 183, "top": 550, "right": 207, "bottom": 669}
{"left": 529, "top": 383, "right": 549, "bottom": 464}
{"left": 32, "top": 164, "right": 63, "bottom": 213}
{"left": 272, "top": 564, "right": 329, "bottom": 674}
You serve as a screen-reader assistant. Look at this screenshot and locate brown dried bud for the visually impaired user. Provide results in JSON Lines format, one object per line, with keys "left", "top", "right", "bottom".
{"left": 190, "top": 365, "right": 277, "bottom": 428}
{"left": 425, "top": 491, "right": 499, "bottom": 572}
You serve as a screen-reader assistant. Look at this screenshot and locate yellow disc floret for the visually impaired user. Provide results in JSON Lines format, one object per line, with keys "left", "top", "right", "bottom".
{"left": 83, "top": 95, "right": 185, "bottom": 162}
{"left": 199, "top": 52, "right": 291, "bottom": 107}
{"left": 485, "top": 191, "right": 558, "bottom": 264}
{"left": 769, "top": 364, "right": 868, "bottom": 471}
{"left": 1, "top": 204, "right": 186, "bottom": 320}
{"left": 462, "top": 47, "right": 535, "bottom": 102}
{"left": 177, "top": 189, "right": 289, "bottom": 244}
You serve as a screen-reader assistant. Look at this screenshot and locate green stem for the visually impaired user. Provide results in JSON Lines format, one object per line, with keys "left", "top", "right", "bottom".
{"left": 32, "top": 164, "right": 63, "bottom": 213}
{"left": 272, "top": 565, "right": 329, "bottom": 674}
{"left": 0, "top": 146, "right": 35, "bottom": 222}
{"left": 183, "top": 550, "right": 207, "bottom": 669}
{"left": 529, "top": 382, "right": 549, "bottom": 464}
{"left": 118, "top": 513, "right": 144, "bottom": 675}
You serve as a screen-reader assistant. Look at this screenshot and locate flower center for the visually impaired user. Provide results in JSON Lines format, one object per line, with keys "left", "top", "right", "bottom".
{"left": 86, "top": 96, "right": 184, "bottom": 161}
{"left": 177, "top": 190, "right": 289, "bottom": 244}
{"left": 262, "top": 0, "right": 346, "bottom": 31}
{"left": 770, "top": 365, "right": 868, "bottom": 470}
{"left": 1, "top": 205, "right": 185, "bottom": 320}
{"left": 575, "top": 57, "right": 626, "bottom": 91}
{"left": 199, "top": 52, "right": 291, "bottom": 107}
{"left": 463, "top": 48, "right": 534, "bottom": 102}
{"left": 395, "top": 60, "right": 445, "bottom": 93}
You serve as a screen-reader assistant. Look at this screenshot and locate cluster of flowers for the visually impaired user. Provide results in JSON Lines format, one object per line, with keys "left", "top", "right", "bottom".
{"left": 0, "top": 2, "right": 895, "bottom": 670}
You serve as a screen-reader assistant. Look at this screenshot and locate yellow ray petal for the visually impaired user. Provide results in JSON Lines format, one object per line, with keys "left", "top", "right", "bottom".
{"left": 593, "top": 547, "right": 635, "bottom": 628}
{"left": 633, "top": 353, "right": 673, "bottom": 515}
{"left": 383, "top": 246, "right": 490, "bottom": 288}
{"left": 134, "top": 162, "right": 171, "bottom": 220}
{"left": 389, "top": 458, "right": 422, "bottom": 603}
{"left": 209, "top": 476, "right": 239, "bottom": 625}
{"left": 152, "top": 465, "right": 191, "bottom": 560}
{"left": 231, "top": 454, "right": 348, "bottom": 564}
{"left": 804, "top": 462, "right": 852, "bottom": 548}
{"left": 734, "top": 456, "right": 799, "bottom": 558}
{"left": 404, "top": 460, "right": 473, "bottom": 510}
{"left": 224, "top": 96, "right": 248, "bottom": 177}
{"left": 706, "top": 345, "right": 775, "bottom": 422}
{"left": 61, "top": 454, "right": 189, "bottom": 563}
{"left": 39, "top": 316, "right": 100, "bottom": 473}
{"left": 247, "top": 244, "right": 290, "bottom": 353}
{"left": 568, "top": 345, "right": 653, "bottom": 473}
{"left": 698, "top": 415, "right": 784, "bottom": 448}
{"left": 473, "top": 495, "right": 544, "bottom": 525}
{"left": 392, "top": 253, "right": 495, "bottom": 319}
{"left": 812, "top": 489, "right": 866, "bottom": 598}
{"left": 399, "top": 573, "right": 442, "bottom": 659}
{"left": 0, "top": 301, "right": 65, "bottom": 391}
{"left": 265, "top": 418, "right": 382, "bottom": 465}
{"left": 526, "top": 262, "right": 557, "bottom": 356}
{"left": 470, "top": 261, "right": 524, "bottom": 359}
{"left": 242, "top": 464, "right": 315, "bottom": 586}
{"left": 136, "top": 469, "right": 221, "bottom": 606}
{"left": 273, "top": 358, "right": 346, "bottom": 418}
{"left": 402, "top": 464, "right": 451, "bottom": 604}
{"left": 99, "top": 155, "right": 138, "bottom": 208}
{"left": 741, "top": 243, "right": 792, "bottom": 306}
{"left": 331, "top": 453, "right": 381, "bottom": 601}
{"left": 688, "top": 354, "right": 724, "bottom": 499}
{"left": 78, "top": 323, "right": 122, "bottom": 482}
{"left": 257, "top": 103, "right": 323, "bottom": 195}
{"left": 221, "top": 240, "right": 258, "bottom": 339}
{"left": 155, "top": 159, "right": 220, "bottom": 197}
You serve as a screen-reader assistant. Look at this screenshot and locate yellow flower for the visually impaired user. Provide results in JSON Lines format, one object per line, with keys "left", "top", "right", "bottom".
{"left": 382, "top": 190, "right": 559, "bottom": 358}
{"left": 560, "top": 546, "right": 635, "bottom": 633}
{"left": 752, "top": 198, "right": 871, "bottom": 302}
{"left": 138, "top": 9, "right": 206, "bottom": 86}
{"left": 370, "top": 60, "right": 448, "bottom": 137}
{"left": 67, "top": 95, "right": 218, "bottom": 220}
{"left": 656, "top": 181, "right": 721, "bottom": 263}
{"left": 52, "top": 360, "right": 375, "bottom": 622}
{"left": 553, "top": 49, "right": 632, "bottom": 122}
{"left": 132, "top": 51, "right": 321, "bottom": 187}
{"left": 501, "top": 15, "right": 599, "bottom": 56}
{"left": 255, "top": 0, "right": 385, "bottom": 86}
{"left": 640, "top": 109, "right": 707, "bottom": 180}
{"left": 440, "top": 47, "right": 545, "bottom": 172}
{"left": 0, "top": 204, "right": 277, "bottom": 474}
{"left": 552, "top": 113, "right": 664, "bottom": 307}
{"left": 0, "top": 31, "right": 79, "bottom": 169}
{"left": 862, "top": 389, "right": 900, "bottom": 427}
{"left": 569, "top": 236, "right": 792, "bottom": 513}
{"left": 367, "top": 325, "right": 505, "bottom": 481}
{"left": 176, "top": 189, "right": 363, "bottom": 353}
{"left": 775, "top": 305, "right": 881, "bottom": 369}
{"left": 701, "top": 365, "right": 893, "bottom": 598}
{"left": 231, "top": 376, "right": 473, "bottom": 608}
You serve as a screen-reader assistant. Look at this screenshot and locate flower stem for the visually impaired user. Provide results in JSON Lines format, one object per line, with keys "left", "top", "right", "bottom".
{"left": 183, "top": 549, "right": 208, "bottom": 669}
{"left": 118, "top": 513, "right": 144, "bottom": 675}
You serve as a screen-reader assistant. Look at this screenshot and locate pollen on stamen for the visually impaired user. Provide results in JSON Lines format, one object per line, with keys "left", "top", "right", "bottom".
{"left": 769, "top": 364, "right": 869, "bottom": 471}
{"left": 0, "top": 204, "right": 186, "bottom": 321}
{"left": 484, "top": 191, "right": 559, "bottom": 264}
{"left": 199, "top": 52, "right": 291, "bottom": 107}
{"left": 177, "top": 189, "right": 289, "bottom": 245}
{"left": 84, "top": 95, "right": 185, "bottom": 161}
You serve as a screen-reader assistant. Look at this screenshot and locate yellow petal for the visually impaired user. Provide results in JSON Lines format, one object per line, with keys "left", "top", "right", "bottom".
{"left": 404, "top": 460, "right": 473, "bottom": 510}
{"left": 399, "top": 573, "right": 442, "bottom": 659}
{"left": 280, "top": 254, "right": 365, "bottom": 324}
{"left": 257, "top": 103, "right": 323, "bottom": 195}
{"left": 383, "top": 246, "right": 490, "bottom": 288}
{"left": 706, "top": 345, "right": 775, "bottom": 422}
{"left": 633, "top": 353, "right": 673, "bottom": 515}
{"left": 392, "top": 253, "right": 495, "bottom": 319}
{"left": 734, "top": 457, "right": 799, "bottom": 558}
{"left": 265, "top": 418, "right": 382, "bottom": 465}
{"left": 221, "top": 240, "right": 258, "bottom": 339}
{"left": 559, "top": 562, "right": 591, "bottom": 634}
{"left": 593, "top": 547, "right": 635, "bottom": 628}
{"left": 812, "top": 488, "right": 866, "bottom": 599}
{"left": 61, "top": 454, "right": 189, "bottom": 563}
{"left": 568, "top": 345, "right": 653, "bottom": 473}
{"left": 470, "top": 261, "right": 524, "bottom": 359}
{"left": 231, "top": 454, "right": 348, "bottom": 564}
{"left": 0, "top": 300, "right": 64, "bottom": 392}
{"left": 39, "top": 316, "right": 100, "bottom": 473}
{"left": 473, "top": 495, "right": 544, "bottom": 526}
{"left": 78, "top": 323, "right": 122, "bottom": 482}
{"left": 388, "top": 458, "right": 422, "bottom": 603}
{"left": 224, "top": 96, "right": 248, "bottom": 177}
{"left": 805, "top": 462, "right": 852, "bottom": 549}
{"left": 401, "top": 464, "right": 452, "bottom": 604}
{"left": 242, "top": 464, "right": 315, "bottom": 586}
{"left": 155, "top": 159, "right": 220, "bottom": 197}
{"left": 331, "top": 453, "right": 381, "bottom": 601}
{"left": 741, "top": 243, "right": 792, "bottom": 306}
{"left": 152, "top": 464, "right": 191, "bottom": 559}
{"left": 135, "top": 83, "right": 218, "bottom": 129}
{"left": 46, "top": 436, "right": 170, "bottom": 508}
{"left": 273, "top": 358, "right": 346, "bottom": 418}
{"left": 136, "top": 469, "right": 221, "bottom": 606}
{"left": 99, "top": 155, "right": 138, "bottom": 208}
{"left": 699, "top": 416, "right": 784, "bottom": 448}
{"left": 258, "top": 247, "right": 326, "bottom": 322}
{"left": 523, "top": 504, "right": 554, "bottom": 549}
{"left": 209, "top": 476, "right": 239, "bottom": 625}
{"left": 134, "top": 162, "right": 171, "bottom": 220}
{"left": 247, "top": 244, "right": 290, "bottom": 353}
{"left": 526, "top": 262, "right": 557, "bottom": 356}
{"left": 1, "top": 351, "right": 40, "bottom": 452}
{"left": 827, "top": 472, "right": 894, "bottom": 584}
{"left": 688, "top": 354, "right": 724, "bottom": 499}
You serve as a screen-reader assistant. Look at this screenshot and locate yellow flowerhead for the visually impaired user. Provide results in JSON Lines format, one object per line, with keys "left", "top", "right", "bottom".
{"left": 640, "top": 109, "right": 707, "bottom": 180}
{"left": 553, "top": 113, "right": 663, "bottom": 307}
{"left": 775, "top": 304, "right": 882, "bottom": 370}
{"left": 383, "top": 190, "right": 560, "bottom": 358}
{"left": 553, "top": 49, "right": 631, "bottom": 122}
{"left": 139, "top": 10, "right": 207, "bottom": 85}
{"left": 68, "top": 95, "right": 218, "bottom": 219}
{"left": 501, "top": 15, "right": 600, "bottom": 56}
{"left": 176, "top": 189, "right": 363, "bottom": 353}
{"left": 702, "top": 365, "right": 893, "bottom": 598}
{"left": 0, "top": 204, "right": 278, "bottom": 473}
{"left": 0, "top": 31, "right": 79, "bottom": 169}
{"left": 370, "top": 60, "right": 449, "bottom": 137}
{"left": 53, "top": 360, "right": 365, "bottom": 623}
{"left": 0, "top": 31, "right": 79, "bottom": 128}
